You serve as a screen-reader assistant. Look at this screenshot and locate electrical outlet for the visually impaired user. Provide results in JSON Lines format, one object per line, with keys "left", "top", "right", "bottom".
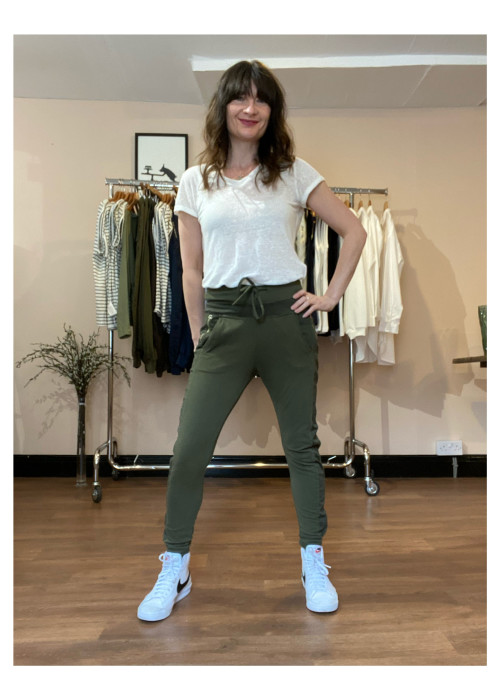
{"left": 436, "top": 440, "right": 463, "bottom": 456}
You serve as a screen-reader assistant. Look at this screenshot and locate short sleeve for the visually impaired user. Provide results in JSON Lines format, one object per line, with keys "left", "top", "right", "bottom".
{"left": 293, "top": 158, "right": 325, "bottom": 208}
{"left": 173, "top": 166, "right": 201, "bottom": 218}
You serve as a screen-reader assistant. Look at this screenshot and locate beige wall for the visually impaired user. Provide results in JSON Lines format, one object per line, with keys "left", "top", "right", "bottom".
{"left": 14, "top": 98, "right": 486, "bottom": 457}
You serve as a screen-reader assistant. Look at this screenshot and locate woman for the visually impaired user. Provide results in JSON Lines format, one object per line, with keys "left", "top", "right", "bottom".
{"left": 138, "top": 60, "right": 367, "bottom": 622}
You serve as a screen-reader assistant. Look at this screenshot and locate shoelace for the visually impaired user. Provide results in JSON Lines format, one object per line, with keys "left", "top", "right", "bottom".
{"left": 149, "top": 553, "right": 182, "bottom": 597}
{"left": 305, "top": 556, "right": 332, "bottom": 590}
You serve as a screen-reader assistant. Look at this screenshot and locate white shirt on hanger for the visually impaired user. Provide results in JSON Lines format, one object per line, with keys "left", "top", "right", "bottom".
{"left": 313, "top": 217, "right": 330, "bottom": 333}
{"left": 342, "top": 206, "right": 374, "bottom": 345}
{"left": 295, "top": 213, "right": 308, "bottom": 290}
{"left": 377, "top": 207, "right": 404, "bottom": 365}
{"left": 354, "top": 204, "right": 384, "bottom": 363}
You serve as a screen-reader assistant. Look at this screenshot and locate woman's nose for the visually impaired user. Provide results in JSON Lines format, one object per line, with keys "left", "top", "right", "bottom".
{"left": 243, "top": 98, "right": 258, "bottom": 113}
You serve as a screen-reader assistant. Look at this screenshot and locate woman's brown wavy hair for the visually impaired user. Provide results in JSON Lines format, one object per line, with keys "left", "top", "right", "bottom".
{"left": 198, "top": 60, "right": 295, "bottom": 189}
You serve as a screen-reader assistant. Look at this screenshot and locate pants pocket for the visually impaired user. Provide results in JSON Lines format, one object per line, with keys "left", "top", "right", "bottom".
{"left": 195, "top": 314, "right": 222, "bottom": 353}
{"left": 296, "top": 314, "right": 318, "bottom": 352}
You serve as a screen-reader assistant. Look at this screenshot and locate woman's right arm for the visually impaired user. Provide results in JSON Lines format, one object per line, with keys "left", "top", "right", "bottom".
{"left": 177, "top": 211, "right": 205, "bottom": 347}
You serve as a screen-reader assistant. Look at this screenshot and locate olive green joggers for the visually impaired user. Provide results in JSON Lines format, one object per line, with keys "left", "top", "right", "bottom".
{"left": 163, "top": 279, "right": 328, "bottom": 554}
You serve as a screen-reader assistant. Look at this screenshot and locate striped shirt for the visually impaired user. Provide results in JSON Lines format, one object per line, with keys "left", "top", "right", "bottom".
{"left": 152, "top": 202, "right": 174, "bottom": 332}
{"left": 93, "top": 199, "right": 127, "bottom": 329}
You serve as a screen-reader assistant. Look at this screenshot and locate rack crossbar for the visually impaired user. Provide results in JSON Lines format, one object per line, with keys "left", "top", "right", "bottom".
{"left": 331, "top": 187, "right": 388, "bottom": 196}
{"left": 105, "top": 178, "right": 178, "bottom": 187}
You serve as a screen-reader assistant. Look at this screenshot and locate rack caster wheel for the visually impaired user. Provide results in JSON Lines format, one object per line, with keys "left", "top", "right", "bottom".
{"left": 365, "top": 480, "right": 380, "bottom": 496}
{"left": 344, "top": 465, "right": 356, "bottom": 478}
{"left": 111, "top": 469, "right": 121, "bottom": 481}
{"left": 92, "top": 485, "right": 102, "bottom": 503}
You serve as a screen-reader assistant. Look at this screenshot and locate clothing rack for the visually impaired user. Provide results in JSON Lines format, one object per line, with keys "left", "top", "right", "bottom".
{"left": 326, "top": 187, "right": 387, "bottom": 497}
{"left": 91, "top": 180, "right": 386, "bottom": 502}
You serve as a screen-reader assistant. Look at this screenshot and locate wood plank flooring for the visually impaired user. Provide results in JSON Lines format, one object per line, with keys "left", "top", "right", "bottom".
{"left": 13, "top": 476, "right": 486, "bottom": 666}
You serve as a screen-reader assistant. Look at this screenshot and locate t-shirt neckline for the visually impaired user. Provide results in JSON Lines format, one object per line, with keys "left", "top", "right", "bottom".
{"left": 223, "top": 165, "right": 260, "bottom": 183}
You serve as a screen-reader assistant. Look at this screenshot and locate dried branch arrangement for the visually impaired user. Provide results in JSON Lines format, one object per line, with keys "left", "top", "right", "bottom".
{"left": 17, "top": 324, "right": 130, "bottom": 401}
{"left": 17, "top": 325, "right": 131, "bottom": 485}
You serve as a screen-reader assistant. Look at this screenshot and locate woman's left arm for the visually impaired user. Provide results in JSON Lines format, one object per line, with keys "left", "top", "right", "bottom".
{"left": 291, "top": 181, "right": 367, "bottom": 318}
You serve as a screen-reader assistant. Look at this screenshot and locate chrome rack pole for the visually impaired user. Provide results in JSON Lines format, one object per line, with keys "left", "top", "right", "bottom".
{"left": 92, "top": 329, "right": 119, "bottom": 501}
{"left": 330, "top": 187, "right": 388, "bottom": 197}
{"left": 105, "top": 177, "right": 179, "bottom": 190}
{"left": 107, "top": 329, "right": 117, "bottom": 465}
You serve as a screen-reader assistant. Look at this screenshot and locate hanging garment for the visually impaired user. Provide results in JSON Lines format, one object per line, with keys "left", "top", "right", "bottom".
{"left": 93, "top": 187, "right": 195, "bottom": 377}
{"left": 295, "top": 213, "right": 308, "bottom": 289}
{"left": 327, "top": 226, "right": 340, "bottom": 332}
{"left": 293, "top": 198, "right": 401, "bottom": 362}
{"left": 117, "top": 209, "right": 138, "bottom": 339}
{"left": 313, "top": 217, "right": 330, "bottom": 333}
{"left": 93, "top": 198, "right": 127, "bottom": 330}
{"left": 304, "top": 209, "right": 318, "bottom": 327}
{"left": 377, "top": 207, "right": 404, "bottom": 365}
{"left": 167, "top": 216, "right": 194, "bottom": 374}
{"left": 152, "top": 201, "right": 174, "bottom": 332}
{"left": 93, "top": 199, "right": 109, "bottom": 327}
{"left": 358, "top": 205, "right": 377, "bottom": 328}
{"left": 150, "top": 225, "right": 171, "bottom": 378}
{"left": 354, "top": 204, "right": 384, "bottom": 363}
{"left": 341, "top": 207, "right": 372, "bottom": 342}
{"left": 304, "top": 209, "right": 315, "bottom": 291}
{"left": 296, "top": 212, "right": 341, "bottom": 335}
{"left": 132, "top": 197, "right": 157, "bottom": 373}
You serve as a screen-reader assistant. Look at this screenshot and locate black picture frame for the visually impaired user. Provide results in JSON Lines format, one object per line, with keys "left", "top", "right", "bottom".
{"left": 134, "top": 133, "right": 188, "bottom": 182}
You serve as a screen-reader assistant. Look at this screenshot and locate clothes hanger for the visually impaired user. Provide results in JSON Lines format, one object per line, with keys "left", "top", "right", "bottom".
{"left": 141, "top": 182, "right": 177, "bottom": 209}
{"left": 111, "top": 189, "right": 132, "bottom": 203}
{"left": 140, "top": 183, "right": 154, "bottom": 200}
{"left": 110, "top": 189, "right": 124, "bottom": 202}
{"left": 128, "top": 191, "right": 140, "bottom": 213}
{"left": 142, "top": 183, "right": 166, "bottom": 201}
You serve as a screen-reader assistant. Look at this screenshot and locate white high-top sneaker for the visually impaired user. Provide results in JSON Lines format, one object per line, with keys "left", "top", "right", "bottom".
{"left": 137, "top": 551, "right": 192, "bottom": 622}
{"left": 301, "top": 545, "right": 339, "bottom": 613}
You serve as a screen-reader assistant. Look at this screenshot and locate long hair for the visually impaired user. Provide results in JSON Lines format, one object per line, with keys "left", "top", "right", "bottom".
{"left": 198, "top": 60, "right": 295, "bottom": 189}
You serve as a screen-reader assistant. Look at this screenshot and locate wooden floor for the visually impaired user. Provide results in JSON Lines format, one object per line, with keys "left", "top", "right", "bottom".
{"left": 14, "top": 476, "right": 486, "bottom": 666}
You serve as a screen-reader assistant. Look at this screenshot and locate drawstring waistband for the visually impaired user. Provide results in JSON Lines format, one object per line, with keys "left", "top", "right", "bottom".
{"left": 205, "top": 278, "right": 301, "bottom": 321}
{"left": 231, "top": 278, "right": 267, "bottom": 320}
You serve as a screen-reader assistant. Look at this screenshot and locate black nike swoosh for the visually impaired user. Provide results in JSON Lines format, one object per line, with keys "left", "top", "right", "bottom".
{"left": 302, "top": 573, "right": 306, "bottom": 584}
{"left": 177, "top": 574, "right": 190, "bottom": 593}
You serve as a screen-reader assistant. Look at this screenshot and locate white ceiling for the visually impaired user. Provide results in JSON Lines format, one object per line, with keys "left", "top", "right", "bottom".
{"left": 14, "top": 35, "right": 487, "bottom": 109}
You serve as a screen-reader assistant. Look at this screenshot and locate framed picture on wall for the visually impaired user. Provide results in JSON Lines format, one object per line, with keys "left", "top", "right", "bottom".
{"left": 135, "top": 133, "right": 188, "bottom": 183}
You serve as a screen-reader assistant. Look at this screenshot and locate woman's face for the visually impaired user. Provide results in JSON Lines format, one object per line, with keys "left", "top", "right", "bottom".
{"left": 226, "top": 82, "right": 271, "bottom": 145}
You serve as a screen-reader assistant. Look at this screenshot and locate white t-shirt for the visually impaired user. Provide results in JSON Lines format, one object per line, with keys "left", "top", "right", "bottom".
{"left": 173, "top": 157, "right": 324, "bottom": 288}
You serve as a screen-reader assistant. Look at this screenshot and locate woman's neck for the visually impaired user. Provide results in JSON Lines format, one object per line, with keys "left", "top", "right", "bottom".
{"left": 225, "top": 141, "right": 259, "bottom": 169}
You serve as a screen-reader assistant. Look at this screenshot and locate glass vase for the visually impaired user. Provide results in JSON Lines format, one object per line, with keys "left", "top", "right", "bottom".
{"left": 478, "top": 305, "right": 487, "bottom": 356}
{"left": 76, "top": 399, "right": 87, "bottom": 487}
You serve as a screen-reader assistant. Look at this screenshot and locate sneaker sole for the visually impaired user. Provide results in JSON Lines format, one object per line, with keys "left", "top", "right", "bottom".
{"left": 137, "top": 580, "right": 192, "bottom": 622}
{"left": 303, "top": 580, "right": 339, "bottom": 613}
{"left": 305, "top": 598, "right": 339, "bottom": 613}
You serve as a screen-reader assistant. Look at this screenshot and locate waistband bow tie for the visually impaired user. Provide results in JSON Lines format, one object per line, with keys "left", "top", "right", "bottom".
{"left": 232, "top": 278, "right": 267, "bottom": 321}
